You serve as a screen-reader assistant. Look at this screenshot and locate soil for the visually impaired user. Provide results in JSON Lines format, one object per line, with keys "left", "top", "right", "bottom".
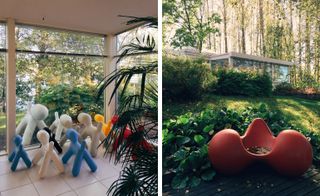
{"left": 247, "top": 146, "right": 271, "bottom": 154}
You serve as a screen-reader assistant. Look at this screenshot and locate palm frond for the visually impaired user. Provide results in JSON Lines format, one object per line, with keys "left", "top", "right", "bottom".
{"left": 107, "top": 148, "right": 158, "bottom": 196}
{"left": 96, "top": 62, "right": 157, "bottom": 104}
{"left": 116, "top": 34, "right": 157, "bottom": 63}
{"left": 118, "top": 15, "right": 158, "bottom": 29}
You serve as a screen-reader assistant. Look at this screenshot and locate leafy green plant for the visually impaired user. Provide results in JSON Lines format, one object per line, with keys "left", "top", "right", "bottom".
{"left": 163, "top": 56, "right": 210, "bottom": 102}
{"left": 214, "top": 68, "right": 272, "bottom": 97}
{"left": 96, "top": 16, "right": 158, "bottom": 196}
{"left": 163, "top": 104, "right": 320, "bottom": 189}
{"left": 38, "top": 84, "right": 103, "bottom": 122}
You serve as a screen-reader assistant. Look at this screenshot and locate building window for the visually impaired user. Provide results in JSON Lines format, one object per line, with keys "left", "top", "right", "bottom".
{"left": 210, "top": 58, "right": 228, "bottom": 69}
{"left": 15, "top": 25, "right": 105, "bottom": 146}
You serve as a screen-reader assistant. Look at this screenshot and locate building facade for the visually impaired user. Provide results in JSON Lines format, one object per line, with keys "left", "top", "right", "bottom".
{"left": 210, "top": 52, "right": 293, "bottom": 84}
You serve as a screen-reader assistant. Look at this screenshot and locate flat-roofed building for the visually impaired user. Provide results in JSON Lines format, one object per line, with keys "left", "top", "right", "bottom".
{"left": 210, "top": 52, "right": 293, "bottom": 84}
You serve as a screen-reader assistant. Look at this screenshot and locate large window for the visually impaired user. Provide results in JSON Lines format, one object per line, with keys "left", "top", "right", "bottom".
{"left": 15, "top": 25, "right": 105, "bottom": 146}
{"left": 0, "top": 23, "right": 6, "bottom": 152}
{"left": 211, "top": 59, "right": 228, "bottom": 69}
{"left": 116, "top": 26, "right": 158, "bottom": 96}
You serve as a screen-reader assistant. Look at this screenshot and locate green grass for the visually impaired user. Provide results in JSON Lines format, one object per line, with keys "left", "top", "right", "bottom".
{"left": 163, "top": 94, "right": 320, "bottom": 132}
{"left": 0, "top": 112, "right": 25, "bottom": 134}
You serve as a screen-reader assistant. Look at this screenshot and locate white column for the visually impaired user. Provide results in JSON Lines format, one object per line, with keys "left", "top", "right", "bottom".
{"left": 6, "top": 18, "right": 16, "bottom": 154}
{"left": 103, "top": 35, "right": 117, "bottom": 120}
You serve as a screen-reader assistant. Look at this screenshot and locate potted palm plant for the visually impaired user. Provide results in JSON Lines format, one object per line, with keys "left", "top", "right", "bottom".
{"left": 96, "top": 15, "right": 158, "bottom": 196}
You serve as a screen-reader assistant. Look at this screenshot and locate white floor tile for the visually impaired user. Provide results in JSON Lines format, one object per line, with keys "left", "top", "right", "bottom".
{"left": 0, "top": 160, "right": 12, "bottom": 175}
{"left": 92, "top": 159, "right": 120, "bottom": 180}
{"left": 0, "top": 171, "right": 31, "bottom": 191}
{"left": 75, "top": 182, "right": 108, "bottom": 196}
{"left": 100, "top": 177, "right": 116, "bottom": 189}
{"left": 63, "top": 165, "right": 97, "bottom": 189}
{"left": 57, "top": 191, "right": 77, "bottom": 196}
{"left": 1, "top": 184, "right": 39, "bottom": 196}
{"left": 33, "top": 176, "right": 71, "bottom": 196}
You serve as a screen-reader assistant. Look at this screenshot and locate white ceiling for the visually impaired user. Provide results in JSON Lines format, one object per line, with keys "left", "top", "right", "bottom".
{"left": 0, "top": 0, "right": 157, "bottom": 35}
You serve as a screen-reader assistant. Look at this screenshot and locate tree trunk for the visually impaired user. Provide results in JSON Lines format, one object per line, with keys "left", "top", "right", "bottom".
{"left": 305, "top": 6, "right": 311, "bottom": 75}
{"left": 206, "top": 0, "right": 212, "bottom": 50}
{"left": 258, "top": 0, "right": 265, "bottom": 56}
{"left": 240, "top": 0, "right": 246, "bottom": 53}
{"left": 222, "top": 0, "right": 228, "bottom": 53}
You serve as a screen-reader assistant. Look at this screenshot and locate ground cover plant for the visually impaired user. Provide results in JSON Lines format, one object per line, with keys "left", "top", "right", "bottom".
{"left": 163, "top": 104, "right": 320, "bottom": 190}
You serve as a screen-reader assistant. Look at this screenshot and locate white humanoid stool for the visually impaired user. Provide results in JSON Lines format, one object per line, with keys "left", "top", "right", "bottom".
{"left": 77, "top": 113, "right": 103, "bottom": 157}
{"left": 16, "top": 103, "right": 48, "bottom": 145}
{"left": 49, "top": 112, "right": 73, "bottom": 140}
{"left": 32, "top": 130, "right": 64, "bottom": 178}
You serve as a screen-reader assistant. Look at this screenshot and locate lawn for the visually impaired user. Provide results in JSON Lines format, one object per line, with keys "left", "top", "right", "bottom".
{"left": 163, "top": 94, "right": 320, "bottom": 132}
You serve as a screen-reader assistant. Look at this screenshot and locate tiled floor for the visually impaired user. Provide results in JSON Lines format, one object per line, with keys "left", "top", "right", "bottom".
{"left": 0, "top": 146, "right": 122, "bottom": 196}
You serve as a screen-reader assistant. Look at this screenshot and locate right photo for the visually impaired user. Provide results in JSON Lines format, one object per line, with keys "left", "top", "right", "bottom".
{"left": 162, "top": 0, "right": 320, "bottom": 195}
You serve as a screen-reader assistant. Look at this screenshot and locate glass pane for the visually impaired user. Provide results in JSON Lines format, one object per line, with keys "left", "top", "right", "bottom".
{"left": 0, "top": 52, "right": 6, "bottom": 153}
{"left": 0, "top": 23, "right": 6, "bottom": 49}
{"left": 211, "top": 59, "right": 228, "bottom": 69}
{"left": 16, "top": 53, "right": 105, "bottom": 146}
{"left": 116, "top": 26, "right": 158, "bottom": 55}
{"left": 16, "top": 25, "right": 105, "bottom": 55}
{"left": 277, "top": 65, "right": 289, "bottom": 82}
{"left": 117, "top": 54, "right": 157, "bottom": 96}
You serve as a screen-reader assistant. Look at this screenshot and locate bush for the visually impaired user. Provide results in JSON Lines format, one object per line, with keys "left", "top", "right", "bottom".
{"left": 163, "top": 104, "right": 320, "bottom": 189}
{"left": 163, "top": 56, "right": 210, "bottom": 101}
{"left": 38, "top": 84, "right": 103, "bottom": 123}
{"left": 274, "top": 82, "right": 320, "bottom": 99}
{"left": 214, "top": 69, "right": 272, "bottom": 97}
{"left": 273, "top": 82, "right": 295, "bottom": 95}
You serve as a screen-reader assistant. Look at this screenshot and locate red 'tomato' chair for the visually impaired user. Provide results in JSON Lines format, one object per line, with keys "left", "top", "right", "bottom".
{"left": 208, "top": 118, "right": 313, "bottom": 176}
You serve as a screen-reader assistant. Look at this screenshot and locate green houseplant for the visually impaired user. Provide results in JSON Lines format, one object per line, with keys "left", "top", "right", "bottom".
{"left": 96, "top": 16, "right": 158, "bottom": 195}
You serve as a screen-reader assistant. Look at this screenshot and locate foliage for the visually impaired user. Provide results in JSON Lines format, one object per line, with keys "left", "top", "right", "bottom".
{"left": 163, "top": 0, "right": 221, "bottom": 53}
{"left": 163, "top": 56, "right": 210, "bottom": 101}
{"left": 107, "top": 148, "right": 158, "bottom": 196}
{"left": 96, "top": 16, "right": 158, "bottom": 196}
{"left": 15, "top": 25, "right": 105, "bottom": 110}
{"left": 163, "top": 104, "right": 320, "bottom": 189}
{"left": 274, "top": 82, "right": 320, "bottom": 99}
{"left": 273, "top": 82, "right": 295, "bottom": 95}
{"left": 214, "top": 69, "right": 272, "bottom": 97}
{"left": 38, "top": 84, "right": 103, "bottom": 123}
{"left": 163, "top": 0, "right": 320, "bottom": 85}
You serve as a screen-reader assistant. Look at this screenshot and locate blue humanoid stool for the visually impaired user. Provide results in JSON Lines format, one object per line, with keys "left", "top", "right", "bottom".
{"left": 8, "top": 135, "right": 32, "bottom": 171}
{"left": 62, "top": 129, "right": 97, "bottom": 177}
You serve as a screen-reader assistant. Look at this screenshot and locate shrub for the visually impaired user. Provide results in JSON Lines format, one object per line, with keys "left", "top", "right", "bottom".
{"left": 37, "top": 84, "right": 103, "bottom": 123}
{"left": 273, "top": 82, "right": 295, "bottom": 95}
{"left": 274, "top": 82, "right": 320, "bottom": 99}
{"left": 163, "top": 104, "right": 320, "bottom": 189}
{"left": 214, "top": 69, "right": 272, "bottom": 97}
{"left": 163, "top": 56, "right": 210, "bottom": 101}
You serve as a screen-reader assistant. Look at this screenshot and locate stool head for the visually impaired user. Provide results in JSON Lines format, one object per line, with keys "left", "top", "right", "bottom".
{"left": 13, "top": 135, "right": 22, "bottom": 146}
{"left": 77, "top": 113, "right": 92, "bottom": 126}
{"left": 60, "top": 114, "right": 73, "bottom": 128}
{"left": 37, "top": 130, "right": 50, "bottom": 145}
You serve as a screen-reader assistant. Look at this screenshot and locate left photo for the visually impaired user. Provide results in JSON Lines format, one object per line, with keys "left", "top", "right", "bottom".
{"left": 0, "top": 1, "right": 158, "bottom": 196}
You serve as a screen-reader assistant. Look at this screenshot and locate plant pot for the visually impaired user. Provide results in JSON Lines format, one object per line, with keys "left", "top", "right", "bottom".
{"left": 208, "top": 118, "right": 313, "bottom": 176}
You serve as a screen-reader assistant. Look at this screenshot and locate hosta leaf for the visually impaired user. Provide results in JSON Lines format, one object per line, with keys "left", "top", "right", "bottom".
{"left": 189, "top": 176, "right": 201, "bottom": 188}
{"left": 172, "top": 175, "right": 189, "bottom": 189}
{"left": 194, "top": 135, "right": 205, "bottom": 145}
{"left": 176, "top": 136, "right": 191, "bottom": 145}
{"left": 173, "top": 149, "right": 188, "bottom": 161}
{"left": 201, "top": 169, "right": 216, "bottom": 181}
{"left": 178, "top": 117, "right": 189, "bottom": 125}
{"left": 203, "top": 125, "right": 214, "bottom": 133}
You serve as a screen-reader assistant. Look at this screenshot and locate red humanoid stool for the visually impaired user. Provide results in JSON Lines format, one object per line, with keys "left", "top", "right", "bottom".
{"left": 208, "top": 118, "right": 313, "bottom": 176}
